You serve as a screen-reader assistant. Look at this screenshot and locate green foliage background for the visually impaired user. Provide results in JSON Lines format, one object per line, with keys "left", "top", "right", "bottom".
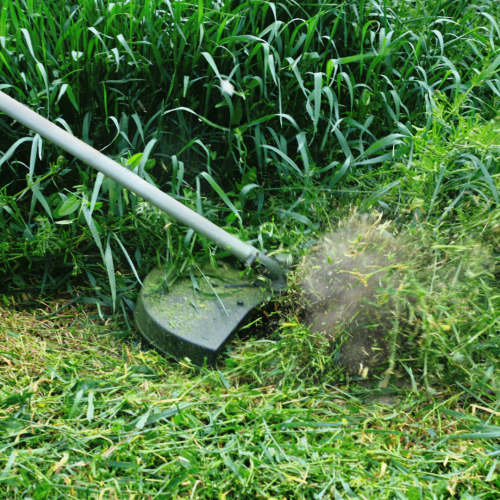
{"left": 2, "top": 0, "right": 499, "bottom": 307}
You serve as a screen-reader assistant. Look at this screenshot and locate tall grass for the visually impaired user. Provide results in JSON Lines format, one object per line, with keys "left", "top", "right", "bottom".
{"left": 1, "top": 0, "right": 500, "bottom": 308}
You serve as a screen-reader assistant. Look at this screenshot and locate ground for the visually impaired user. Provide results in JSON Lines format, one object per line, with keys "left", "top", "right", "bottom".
{"left": 1, "top": 302, "right": 499, "bottom": 499}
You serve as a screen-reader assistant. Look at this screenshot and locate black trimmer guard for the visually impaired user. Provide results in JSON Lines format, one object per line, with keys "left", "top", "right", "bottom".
{"left": 134, "top": 266, "right": 272, "bottom": 365}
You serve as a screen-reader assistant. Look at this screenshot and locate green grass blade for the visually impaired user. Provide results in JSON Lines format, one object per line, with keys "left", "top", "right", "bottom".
{"left": 112, "top": 232, "right": 143, "bottom": 286}
{"left": 200, "top": 172, "right": 241, "bottom": 222}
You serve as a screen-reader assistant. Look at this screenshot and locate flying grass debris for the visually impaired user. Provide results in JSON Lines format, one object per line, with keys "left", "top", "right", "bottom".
{"left": 299, "top": 213, "right": 413, "bottom": 375}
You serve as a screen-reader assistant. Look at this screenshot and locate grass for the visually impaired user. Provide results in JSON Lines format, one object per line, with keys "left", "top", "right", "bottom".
{"left": 2, "top": 0, "right": 500, "bottom": 303}
{"left": 1, "top": 0, "right": 500, "bottom": 497}
{"left": 2, "top": 306, "right": 500, "bottom": 499}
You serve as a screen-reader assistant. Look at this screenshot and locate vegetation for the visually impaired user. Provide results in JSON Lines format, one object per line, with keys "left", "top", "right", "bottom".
{"left": 1, "top": 0, "right": 500, "bottom": 498}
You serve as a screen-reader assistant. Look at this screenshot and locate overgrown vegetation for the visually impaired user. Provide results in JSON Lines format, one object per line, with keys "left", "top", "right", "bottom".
{"left": 1, "top": 0, "right": 500, "bottom": 497}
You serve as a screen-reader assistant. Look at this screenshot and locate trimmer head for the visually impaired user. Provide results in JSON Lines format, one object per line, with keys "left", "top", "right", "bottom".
{"left": 134, "top": 266, "right": 272, "bottom": 365}
{"left": 0, "top": 91, "right": 289, "bottom": 365}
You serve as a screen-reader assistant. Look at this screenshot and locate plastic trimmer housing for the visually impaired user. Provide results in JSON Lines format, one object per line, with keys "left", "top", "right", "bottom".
{"left": 0, "top": 90, "right": 287, "bottom": 365}
{"left": 135, "top": 267, "right": 273, "bottom": 365}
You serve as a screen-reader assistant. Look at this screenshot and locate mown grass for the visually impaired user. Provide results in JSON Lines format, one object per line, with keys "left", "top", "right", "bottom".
{"left": 2, "top": 306, "right": 500, "bottom": 500}
{"left": 1, "top": 0, "right": 500, "bottom": 497}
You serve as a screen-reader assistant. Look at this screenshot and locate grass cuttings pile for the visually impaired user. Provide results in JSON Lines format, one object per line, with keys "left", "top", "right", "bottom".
{"left": 2, "top": 302, "right": 500, "bottom": 499}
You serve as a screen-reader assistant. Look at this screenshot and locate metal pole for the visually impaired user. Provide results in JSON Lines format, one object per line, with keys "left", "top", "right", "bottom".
{"left": 0, "top": 90, "right": 257, "bottom": 264}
